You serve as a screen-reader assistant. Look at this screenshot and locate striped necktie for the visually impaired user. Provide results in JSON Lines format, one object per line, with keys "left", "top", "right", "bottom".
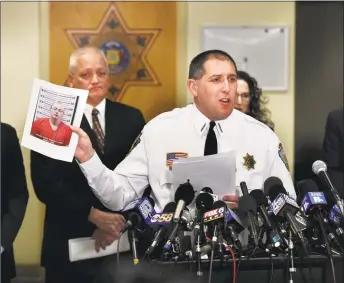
{"left": 92, "top": 108, "right": 105, "bottom": 154}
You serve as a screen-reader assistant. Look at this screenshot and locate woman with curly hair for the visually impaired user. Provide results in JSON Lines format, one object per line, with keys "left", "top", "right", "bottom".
{"left": 235, "top": 71, "right": 275, "bottom": 130}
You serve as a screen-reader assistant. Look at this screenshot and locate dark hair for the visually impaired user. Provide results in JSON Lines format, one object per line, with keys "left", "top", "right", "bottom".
{"left": 188, "top": 49, "right": 237, "bottom": 80}
{"left": 237, "top": 71, "right": 275, "bottom": 130}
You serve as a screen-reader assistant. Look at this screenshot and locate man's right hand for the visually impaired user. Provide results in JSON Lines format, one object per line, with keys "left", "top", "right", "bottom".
{"left": 70, "top": 126, "right": 94, "bottom": 163}
{"left": 88, "top": 207, "right": 126, "bottom": 237}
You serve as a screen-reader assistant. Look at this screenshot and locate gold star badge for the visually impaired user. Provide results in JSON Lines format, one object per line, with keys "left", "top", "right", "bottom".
{"left": 65, "top": 3, "right": 160, "bottom": 102}
{"left": 243, "top": 153, "right": 256, "bottom": 170}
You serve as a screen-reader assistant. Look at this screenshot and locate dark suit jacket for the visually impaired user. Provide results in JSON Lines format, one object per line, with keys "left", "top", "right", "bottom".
{"left": 30, "top": 100, "right": 145, "bottom": 273}
{"left": 1, "top": 123, "right": 29, "bottom": 282}
{"left": 322, "top": 108, "right": 344, "bottom": 197}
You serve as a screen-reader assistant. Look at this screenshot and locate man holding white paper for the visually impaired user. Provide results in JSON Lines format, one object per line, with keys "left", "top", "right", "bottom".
{"left": 72, "top": 49, "right": 296, "bottom": 215}
{"left": 31, "top": 47, "right": 145, "bottom": 283}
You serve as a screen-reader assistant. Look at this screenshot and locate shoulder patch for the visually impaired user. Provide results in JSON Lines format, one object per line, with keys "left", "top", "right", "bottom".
{"left": 129, "top": 132, "right": 142, "bottom": 153}
{"left": 278, "top": 143, "right": 290, "bottom": 171}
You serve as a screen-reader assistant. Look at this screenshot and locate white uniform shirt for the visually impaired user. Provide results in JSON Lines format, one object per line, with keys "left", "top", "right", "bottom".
{"left": 79, "top": 104, "right": 296, "bottom": 212}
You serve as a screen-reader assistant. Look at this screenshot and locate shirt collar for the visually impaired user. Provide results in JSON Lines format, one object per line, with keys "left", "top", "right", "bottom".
{"left": 84, "top": 98, "right": 106, "bottom": 116}
{"left": 190, "top": 103, "right": 226, "bottom": 136}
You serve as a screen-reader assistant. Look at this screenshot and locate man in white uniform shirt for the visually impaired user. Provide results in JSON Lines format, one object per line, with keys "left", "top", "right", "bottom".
{"left": 71, "top": 49, "right": 296, "bottom": 214}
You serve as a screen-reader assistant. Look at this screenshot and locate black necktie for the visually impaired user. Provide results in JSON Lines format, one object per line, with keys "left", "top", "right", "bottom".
{"left": 204, "top": 121, "right": 218, "bottom": 156}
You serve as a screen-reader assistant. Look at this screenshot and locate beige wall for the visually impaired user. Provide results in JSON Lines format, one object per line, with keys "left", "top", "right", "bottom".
{"left": 1, "top": 1, "right": 295, "bottom": 264}
{"left": 1, "top": 2, "right": 48, "bottom": 264}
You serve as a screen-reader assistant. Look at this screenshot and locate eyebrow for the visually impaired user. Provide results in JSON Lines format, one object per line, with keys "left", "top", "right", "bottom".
{"left": 209, "top": 73, "right": 237, "bottom": 79}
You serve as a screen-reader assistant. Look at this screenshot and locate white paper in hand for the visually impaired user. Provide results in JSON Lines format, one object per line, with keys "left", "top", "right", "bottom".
{"left": 172, "top": 151, "right": 236, "bottom": 200}
{"left": 68, "top": 231, "right": 130, "bottom": 262}
{"left": 21, "top": 78, "right": 88, "bottom": 162}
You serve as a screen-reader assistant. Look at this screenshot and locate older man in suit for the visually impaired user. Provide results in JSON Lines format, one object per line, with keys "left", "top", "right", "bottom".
{"left": 31, "top": 46, "right": 145, "bottom": 283}
{"left": 1, "top": 122, "right": 29, "bottom": 283}
{"left": 322, "top": 107, "right": 344, "bottom": 197}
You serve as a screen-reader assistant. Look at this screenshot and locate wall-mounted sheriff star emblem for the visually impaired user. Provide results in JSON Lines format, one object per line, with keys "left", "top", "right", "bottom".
{"left": 243, "top": 153, "right": 256, "bottom": 170}
{"left": 65, "top": 3, "right": 161, "bottom": 102}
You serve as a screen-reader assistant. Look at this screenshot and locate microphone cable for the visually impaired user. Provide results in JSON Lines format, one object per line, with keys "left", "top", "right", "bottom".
{"left": 116, "top": 232, "right": 123, "bottom": 269}
{"left": 235, "top": 249, "right": 243, "bottom": 283}
{"left": 269, "top": 254, "right": 274, "bottom": 283}
{"left": 208, "top": 249, "right": 215, "bottom": 283}
{"left": 225, "top": 244, "right": 237, "bottom": 283}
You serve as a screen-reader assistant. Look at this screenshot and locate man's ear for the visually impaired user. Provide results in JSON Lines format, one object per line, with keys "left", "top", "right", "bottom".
{"left": 187, "top": 79, "right": 198, "bottom": 98}
{"left": 65, "top": 74, "right": 73, "bottom": 87}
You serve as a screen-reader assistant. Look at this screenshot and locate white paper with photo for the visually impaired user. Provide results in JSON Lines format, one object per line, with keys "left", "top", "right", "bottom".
{"left": 21, "top": 78, "right": 88, "bottom": 162}
{"left": 172, "top": 151, "right": 237, "bottom": 199}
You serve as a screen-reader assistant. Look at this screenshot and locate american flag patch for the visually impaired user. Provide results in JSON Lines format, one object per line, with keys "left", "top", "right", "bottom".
{"left": 166, "top": 152, "right": 188, "bottom": 167}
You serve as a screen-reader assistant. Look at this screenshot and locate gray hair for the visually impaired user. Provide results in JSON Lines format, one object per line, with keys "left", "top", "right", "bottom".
{"left": 68, "top": 46, "right": 109, "bottom": 73}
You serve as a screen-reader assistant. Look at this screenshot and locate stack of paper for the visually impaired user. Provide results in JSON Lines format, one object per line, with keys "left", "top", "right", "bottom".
{"left": 172, "top": 150, "right": 237, "bottom": 199}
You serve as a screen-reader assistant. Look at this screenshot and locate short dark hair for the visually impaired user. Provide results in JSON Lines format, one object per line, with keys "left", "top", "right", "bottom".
{"left": 188, "top": 49, "right": 237, "bottom": 80}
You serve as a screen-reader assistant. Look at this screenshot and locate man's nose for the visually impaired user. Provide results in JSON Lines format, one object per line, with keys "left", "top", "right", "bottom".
{"left": 222, "top": 81, "right": 230, "bottom": 93}
{"left": 236, "top": 95, "right": 242, "bottom": 105}
{"left": 91, "top": 74, "right": 99, "bottom": 84}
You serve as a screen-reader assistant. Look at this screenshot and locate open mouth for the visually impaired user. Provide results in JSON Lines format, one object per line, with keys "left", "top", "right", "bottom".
{"left": 219, "top": 98, "right": 230, "bottom": 104}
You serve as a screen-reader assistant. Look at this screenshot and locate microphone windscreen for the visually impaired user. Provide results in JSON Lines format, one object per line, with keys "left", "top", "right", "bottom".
{"left": 297, "top": 179, "right": 319, "bottom": 195}
{"left": 238, "top": 195, "right": 257, "bottom": 214}
{"left": 212, "top": 200, "right": 227, "bottom": 209}
{"left": 175, "top": 181, "right": 195, "bottom": 205}
{"left": 312, "top": 160, "right": 327, "bottom": 175}
{"left": 196, "top": 193, "right": 214, "bottom": 211}
{"left": 163, "top": 202, "right": 177, "bottom": 213}
{"left": 263, "top": 177, "right": 283, "bottom": 195}
{"left": 268, "top": 184, "right": 287, "bottom": 202}
{"left": 201, "top": 187, "right": 213, "bottom": 194}
{"left": 250, "top": 190, "right": 268, "bottom": 206}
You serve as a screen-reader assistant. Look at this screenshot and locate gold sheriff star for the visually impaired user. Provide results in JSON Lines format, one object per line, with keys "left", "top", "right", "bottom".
{"left": 243, "top": 153, "right": 256, "bottom": 170}
{"left": 65, "top": 3, "right": 160, "bottom": 101}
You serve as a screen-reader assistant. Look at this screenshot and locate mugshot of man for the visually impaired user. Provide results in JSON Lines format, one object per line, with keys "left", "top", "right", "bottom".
{"left": 30, "top": 101, "right": 72, "bottom": 146}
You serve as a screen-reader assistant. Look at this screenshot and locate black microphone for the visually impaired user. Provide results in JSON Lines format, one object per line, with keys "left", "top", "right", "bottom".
{"left": 268, "top": 184, "right": 311, "bottom": 256}
{"left": 163, "top": 210, "right": 193, "bottom": 251}
{"left": 195, "top": 189, "right": 214, "bottom": 236}
{"left": 263, "top": 176, "right": 283, "bottom": 196}
{"left": 238, "top": 194, "right": 259, "bottom": 246}
{"left": 144, "top": 202, "right": 177, "bottom": 257}
{"left": 120, "top": 197, "right": 155, "bottom": 233}
{"left": 312, "top": 160, "right": 344, "bottom": 215}
{"left": 173, "top": 181, "right": 195, "bottom": 223}
{"left": 250, "top": 189, "right": 282, "bottom": 248}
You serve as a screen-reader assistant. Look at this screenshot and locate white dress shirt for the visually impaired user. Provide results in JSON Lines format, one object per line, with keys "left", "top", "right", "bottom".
{"left": 83, "top": 98, "right": 106, "bottom": 134}
{"left": 79, "top": 104, "right": 296, "bottom": 212}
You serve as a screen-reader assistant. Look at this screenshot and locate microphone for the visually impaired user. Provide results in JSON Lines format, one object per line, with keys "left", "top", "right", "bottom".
{"left": 199, "top": 187, "right": 219, "bottom": 202}
{"left": 120, "top": 197, "right": 155, "bottom": 265}
{"left": 239, "top": 182, "right": 259, "bottom": 246}
{"left": 193, "top": 189, "right": 214, "bottom": 277}
{"left": 263, "top": 176, "right": 284, "bottom": 196}
{"left": 120, "top": 197, "right": 155, "bottom": 233}
{"left": 203, "top": 200, "right": 244, "bottom": 249}
{"left": 297, "top": 179, "right": 338, "bottom": 257}
{"left": 144, "top": 202, "right": 176, "bottom": 257}
{"left": 269, "top": 185, "right": 311, "bottom": 256}
{"left": 173, "top": 181, "right": 195, "bottom": 223}
{"left": 312, "top": 160, "right": 344, "bottom": 216}
{"left": 250, "top": 189, "right": 282, "bottom": 248}
{"left": 194, "top": 189, "right": 214, "bottom": 236}
{"left": 163, "top": 210, "right": 193, "bottom": 251}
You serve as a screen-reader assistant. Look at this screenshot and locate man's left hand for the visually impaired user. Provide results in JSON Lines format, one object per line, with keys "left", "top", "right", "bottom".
{"left": 92, "top": 229, "right": 117, "bottom": 252}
